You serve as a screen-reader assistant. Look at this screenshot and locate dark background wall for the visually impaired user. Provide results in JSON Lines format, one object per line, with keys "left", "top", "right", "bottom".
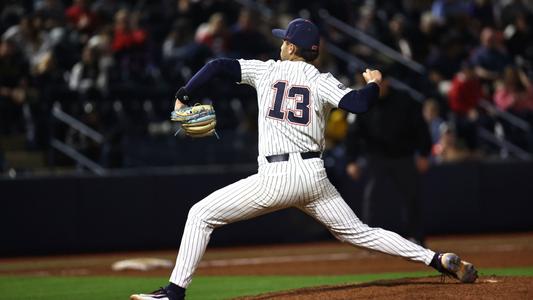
{"left": 1, "top": 161, "right": 532, "bottom": 256}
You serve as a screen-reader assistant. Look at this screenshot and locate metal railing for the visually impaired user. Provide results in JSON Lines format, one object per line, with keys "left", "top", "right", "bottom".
{"left": 479, "top": 100, "right": 531, "bottom": 132}
{"left": 50, "top": 103, "right": 107, "bottom": 175}
{"left": 52, "top": 105, "right": 105, "bottom": 143}
{"left": 319, "top": 9, "right": 426, "bottom": 75}
{"left": 478, "top": 127, "right": 532, "bottom": 160}
{"left": 325, "top": 42, "right": 426, "bottom": 102}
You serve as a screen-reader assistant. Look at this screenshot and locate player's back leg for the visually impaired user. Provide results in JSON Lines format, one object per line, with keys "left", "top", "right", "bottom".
{"left": 298, "top": 179, "right": 477, "bottom": 282}
{"left": 298, "top": 179, "right": 434, "bottom": 264}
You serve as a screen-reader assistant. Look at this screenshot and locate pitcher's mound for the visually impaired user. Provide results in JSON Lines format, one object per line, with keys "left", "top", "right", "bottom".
{"left": 236, "top": 276, "right": 532, "bottom": 299}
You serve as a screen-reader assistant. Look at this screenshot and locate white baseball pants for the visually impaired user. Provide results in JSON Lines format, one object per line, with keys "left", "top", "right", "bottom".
{"left": 170, "top": 154, "right": 434, "bottom": 287}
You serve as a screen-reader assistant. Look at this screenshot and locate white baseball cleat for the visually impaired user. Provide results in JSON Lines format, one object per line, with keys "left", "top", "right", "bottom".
{"left": 439, "top": 253, "right": 478, "bottom": 283}
{"left": 130, "top": 286, "right": 180, "bottom": 300}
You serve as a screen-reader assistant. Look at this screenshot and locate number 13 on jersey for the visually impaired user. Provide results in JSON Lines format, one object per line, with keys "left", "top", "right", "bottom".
{"left": 268, "top": 81, "right": 311, "bottom": 125}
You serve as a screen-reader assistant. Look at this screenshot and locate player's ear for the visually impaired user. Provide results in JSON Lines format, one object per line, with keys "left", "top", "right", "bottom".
{"left": 288, "top": 43, "right": 296, "bottom": 55}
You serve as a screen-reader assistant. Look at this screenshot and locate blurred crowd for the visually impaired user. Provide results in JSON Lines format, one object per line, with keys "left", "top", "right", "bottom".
{"left": 1, "top": 0, "right": 533, "bottom": 171}
{"left": 321, "top": 0, "right": 533, "bottom": 163}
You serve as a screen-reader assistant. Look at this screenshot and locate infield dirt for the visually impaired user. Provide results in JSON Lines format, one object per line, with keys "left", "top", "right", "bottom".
{"left": 1, "top": 232, "right": 532, "bottom": 299}
{"left": 235, "top": 276, "right": 532, "bottom": 299}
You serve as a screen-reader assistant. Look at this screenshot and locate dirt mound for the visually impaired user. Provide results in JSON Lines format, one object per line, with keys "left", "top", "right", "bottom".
{"left": 236, "top": 276, "right": 532, "bottom": 300}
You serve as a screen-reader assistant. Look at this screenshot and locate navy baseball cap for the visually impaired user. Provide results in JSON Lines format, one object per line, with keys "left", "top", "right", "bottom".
{"left": 272, "top": 18, "right": 320, "bottom": 51}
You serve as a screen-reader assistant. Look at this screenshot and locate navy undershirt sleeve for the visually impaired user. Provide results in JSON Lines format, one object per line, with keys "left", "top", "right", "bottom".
{"left": 183, "top": 58, "right": 242, "bottom": 95}
{"left": 338, "top": 82, "right": 380, "bottom": 113}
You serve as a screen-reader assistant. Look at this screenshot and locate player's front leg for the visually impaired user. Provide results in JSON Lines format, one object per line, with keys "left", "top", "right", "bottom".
{"left": 132, "top": 174, "right": 272, "bottom": 299}
{"left": 169, "top": 174, "right": 266, "bottom": 288}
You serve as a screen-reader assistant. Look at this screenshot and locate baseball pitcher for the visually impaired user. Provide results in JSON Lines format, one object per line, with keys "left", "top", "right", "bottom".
{"left": 131, "top": 18, "right": 477, "bottom": 300}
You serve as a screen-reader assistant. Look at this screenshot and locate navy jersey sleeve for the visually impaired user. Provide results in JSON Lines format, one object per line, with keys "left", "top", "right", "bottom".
{"left": 182, "top": 58, "right": 241, "bottom": 96}
{"left": 338, "top": 83, "right": 380, "bottom": 114}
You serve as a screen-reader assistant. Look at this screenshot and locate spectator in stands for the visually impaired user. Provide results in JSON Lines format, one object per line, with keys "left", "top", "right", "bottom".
{"left": 165, "top": 0, "right": 204, "bottom": 31}
{"left": 35, "top": 0, "right": 65, "bottom": 24}
{"left": 423, "top": 29, "right": 461, "bottom": 116}
{"left": 423, "top": 98, "right": 446, "bottom": 146}
{"left": 30, "top": 50, "right": 68, "bottom": 147}
{"left": 467, "top": 0, "right": 495, "bottom": 28}
{"left": 2, "top": 15, "right": 54, "bottom": 71}
{"left": 351, "top": 4, "right": 383, "bottom": 60}
{"left": 431, "top": 0, "right": 470, "bottom": 24}
{"left": 111, "top": 8, "right": 152, "bottom": 85}
{"left": 471, "top": 27, "right": 512, "bottom": 81}
{"left": 65, "top": 0, "right": 97, "bottom": 34}
{"left": 433, "top": 124, "right": 471, "bottom": 163}
{"left": 494, "top": 66, "right": 533, "bottom": 116}
{"left": 91, "top": 0, "right": 121, "bottom": 24}
{"left": 88, "top": 25, "right": 114, "bottom": 60}
{"left": 111, "top": 9, "right": 147, "bottom": 54}
{"left": 0, "top": 38, "right": 33, "bottom": 135}
{"left": 345, "top": 78, "right": 432, "bottom": 246}
{"left": 355, "top": 4, "right": 382, "bottom": 38}
{"left": 503, "top": 13, "right": 533, "bottom": 64}
{"left": 382, "top": 14, "right": 414, "bottom": 60}
{"left": 448, "top": 61, "right": 484, "bottom": 117}
{"left": 416, "top": 11, "right": 444, "bottom": 63}
{"left": 32, "top": 50, "right": 66, "bottom": 102}
{"left": 195, "top": 12, "right": 230, "bottom": 57}
{"left": 499, "top": 0, "right": 533, "bottom": 27}
{"left": 426, "top": 32, "right": 468, "bottom": 82}
{"left": 69, "top": 45, "right": 109, "bottom": 101}
{"left": 0, "top": 2, "right": 24, "bottom": 35}
{"left": 494, "top": 66, "right": 533, "bottom": 152}
{"left": 448, "top": 61, "right": 484, "bottom": 150}
{"left": 162, "top": 19, "right": 211, "bottom": 83}
{"left": 229, "top": 9, "right": 270, "bottom": 59}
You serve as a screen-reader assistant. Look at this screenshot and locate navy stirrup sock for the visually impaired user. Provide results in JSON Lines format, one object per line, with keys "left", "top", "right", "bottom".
{"left": 166, "top": 283, "right": 186, "bottom": 299}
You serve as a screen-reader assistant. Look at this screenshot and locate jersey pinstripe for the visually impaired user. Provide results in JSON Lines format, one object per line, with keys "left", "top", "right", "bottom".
{"left": 238, "top": 59, "right": 350, "bottom": 156}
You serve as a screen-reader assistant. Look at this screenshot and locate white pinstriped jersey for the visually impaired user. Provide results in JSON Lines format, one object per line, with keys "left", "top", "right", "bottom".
{"left": 238, "top": 59, "right": 351, "bottom": 156}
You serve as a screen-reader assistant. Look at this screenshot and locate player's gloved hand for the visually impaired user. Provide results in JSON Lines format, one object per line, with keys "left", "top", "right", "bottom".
{"left": 363, "top": 69, "right": 382, "bottom": 85}
{"left": 170, "top": 86, "right": 218, "bottom": 138}
{"left": 170, "top": 104, "right": 217, "bottom": 137}
{"left": 171, "top": 104, "right": 217, "bottom": 138}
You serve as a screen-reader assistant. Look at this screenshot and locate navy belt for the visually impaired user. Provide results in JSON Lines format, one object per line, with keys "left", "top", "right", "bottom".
{"left": 266, "top": 152, "right": 321, "bottom": 163}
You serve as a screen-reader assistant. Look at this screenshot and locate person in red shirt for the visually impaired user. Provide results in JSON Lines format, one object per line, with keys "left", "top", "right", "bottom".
{"left": 111, "top": 9, "right": 147, "bottom": 53}
{"left": 65, "top": 0, "right": 97, "bottom": 33}
{"left": 447, "top": 61, "right": 485, "bottom": 151}
{"left": 448, "top": 61, "right": 484, "bottom": 117}
{"left": 194, "top": 12, "right": 230, "bottom": 57}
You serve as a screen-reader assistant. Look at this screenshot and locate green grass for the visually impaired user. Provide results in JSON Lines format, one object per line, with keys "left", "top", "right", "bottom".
{"left": 0, "top": 267, "right": 532, "bottom": 300}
